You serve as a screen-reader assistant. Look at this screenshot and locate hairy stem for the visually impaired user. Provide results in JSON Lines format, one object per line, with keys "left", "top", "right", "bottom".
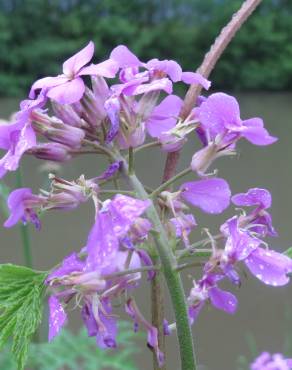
{"left": 151, "top": 270, "right": 166, "bottom": 370}
{"left": 114, "top": 150, "right": 197, "bottom": 370}
{"left": 162, "top": 0, "right": 263, "bottom": 182}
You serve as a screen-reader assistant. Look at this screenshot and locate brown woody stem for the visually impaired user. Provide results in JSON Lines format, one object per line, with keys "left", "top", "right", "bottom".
{"left": 162, "top": 0, "right": 262, "bottom": 183}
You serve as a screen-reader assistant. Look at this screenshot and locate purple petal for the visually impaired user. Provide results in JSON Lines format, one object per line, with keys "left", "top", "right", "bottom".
{"left": 47, "top": 78, "right": 85, "bottom": 104}
{"left": 181, "top": 72, "right": 211, "bottom": 90}
{"left": 128, "top": 78, "right": 172, "bottom": 95}
{"left": 232, "top": 188, "right": 272, "bottom": 209}
{"left": 81, "top": 304, "right": 98, "bottom": 337}
{"left": 48, "top": 296, "right": 67, "bottom": 342}
{"left": 63, "top": 41, "right": 94, "bottom": 76}
{"left": 29, "top": 76, "right": 69, "bottom": 99}
{"left": 109, "top": 195, "right": 150, "bottom": 237}
{"left": 96, "top": 161, "right": 121, "bottom": 181}
{"left": 245, "top": 248, "right": 292, "bottom": 286}
{"left": 4, "top": 188, "right": 32, "bottom": 228}
{"left": 79, "top": 59, "right": 119, "bottom": 78}
{"left": 85, "top": 211, "right": 119, "bottom": 271}
{"left": 241, "top": 118, "right": 278, "bottom": 146}
{"left": 188, "top": 303, "right": 204, "bottom": 325}
{"left": 145, "top": 58, "right": 182, "bottom": 82}
{"left": 136, "top": 249, "right": 155, "bottom": 280}
{"left": 197, "top": 93, "right": 241, "bottom": 136}
{"left": 208, "top": 286, "right": 238, "bottom": 314}
{"left": 180, "top": 178, "right": 231, "bottom": 214}
{"left": 224, "top": 216, "right": 262, "bottom": 261}
{"left": 47, "top": 252, "right": 84, "bottom": 281}
{"left": 146, "top": 95, "right": 182, "bottom": 138}
{"left": 96, "top": 301, "right": 118, "bottom": 349}
{"left": 110, "top": 45, "right": 141, "bottom": 68}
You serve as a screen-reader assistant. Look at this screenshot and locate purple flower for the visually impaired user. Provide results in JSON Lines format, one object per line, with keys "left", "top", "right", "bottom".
{"left": 251, "top": 352, "right": 292, "bottom": 370}
{"left": 197, "top": 93, "right": 277, "bottom": 146}
{"left": 180, "top": 178, "right": 231, "bottom": 214}
{"left": 30, "top": 41, "right": 118, "bottom": 104}
{"left": 146, "top": 95, "right": 183, "bottom": 138}
{"left": 110, "top": 45, "right": 210, "bottom": 96}
{"left": 4, "top": 188, "right": 45, "bottom": 229}
{"left": 85, "top": 195, "right": 150, "bottom": 271}
{"left": 125, "top": 298, "right": 164, "bottom": 367}
{"left": 187, "top": 273, "right": 237, "bottom": 324}
{"left": 191, "top": 93, "right": 277, "bottom": 176}
{"left": 0, "top": 94, "right": 46, "bottom": 177}
{"left": 222, "top": 217, "right": 292, "bottom": 286}
{"left": 169, "top": 213, "right": 197, "bottom": 247}
{"left": 232, "top": 188, "right": 277, "bottom": 237}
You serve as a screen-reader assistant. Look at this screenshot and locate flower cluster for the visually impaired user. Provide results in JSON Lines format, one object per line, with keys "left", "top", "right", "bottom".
{"left": 1, "top": 41, "right": 290, "bottom": 367}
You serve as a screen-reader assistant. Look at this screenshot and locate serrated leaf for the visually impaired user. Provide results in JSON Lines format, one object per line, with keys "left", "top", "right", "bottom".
{"left": 0, "top": 264, "right": 47, "bottom": 370}
{"left": 26, "top": 323, "right": 140, "bottom": 370}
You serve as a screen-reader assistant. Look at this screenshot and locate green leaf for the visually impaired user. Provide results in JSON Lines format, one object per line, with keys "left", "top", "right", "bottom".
{"left": 0, "top": 264, "right": 47, "bottom": 370}
{"left": 284, "top": 247, "right": 292, "bottom": 258}
{"left": 26, "top": 323, "right": 141, "bottom": 370}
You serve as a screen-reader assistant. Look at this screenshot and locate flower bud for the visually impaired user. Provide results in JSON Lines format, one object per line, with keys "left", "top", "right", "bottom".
{"left": 31, "top": 143, "right": 72, "bottom": 162}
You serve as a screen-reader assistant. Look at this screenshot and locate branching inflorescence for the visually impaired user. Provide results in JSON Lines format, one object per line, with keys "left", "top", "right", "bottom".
{"left": 1, "top": 5, "right": 292, "bottom": 370}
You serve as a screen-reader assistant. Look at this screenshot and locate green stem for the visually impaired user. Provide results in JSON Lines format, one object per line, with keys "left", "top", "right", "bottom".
{"left": 99, "top": 189, "right": 135, "bottom": 196}
{"left": 150, "top": 167, "right": 192, "bottom": 198}
{"left": 16, "top": 170, "right": 33, "bottom": 268}
{"left": 128, "top": 147, "right": 134, "bottom": 175}
{"left": 134, "top": 140, "right": 160, "bottom": 153}
{"left": 114, "top": 151, "right": 196, "bottom": 370}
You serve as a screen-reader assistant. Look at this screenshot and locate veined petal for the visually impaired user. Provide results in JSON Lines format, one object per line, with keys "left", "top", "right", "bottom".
{"left": 208, "top": 286, "right": 238, "bottom": 314}
{"left": 197, "top": 93, "right": 241, "bottom": 135}
{"left": 145, "top": 58, "right": 182, "bottom": 82}
{"left": 245, "top": 247, "right": 292, "bottom": 286}
{"left": 110, "top": 45, "right": 141, "bottom": 68}
{"left": 180, "top": 178, "right": 231, "bottom": 214}
{"left": 146, "top": 95, "right": 182, "bottom": 138}
{"left": 63, "top": 41, "right": 94, "bottom": 76}
{"left": 47, "top": 78, "right": 85, "bottom": 104}
{"left": 232, "top": 188, "right": 272, "bottom": 209}
{"left": 241, "top": 118, "right": 278, "bottom": 146}
{"left": 79, "top": 59, "right": 119, "bottom": 78}
{"left": 85, "top": 212, "right": 119, "bottom": 271}
{"left": 29, "top": 76, "right": 68, "bottom": 99}
{"left": 181, "top": 72, "right": 211, "bottom": 90}
{"left": 48, "top": 296, "right": 67, "bottom": 342}
{"left": 4, "top": 188, "right": 32, "bottom": 228}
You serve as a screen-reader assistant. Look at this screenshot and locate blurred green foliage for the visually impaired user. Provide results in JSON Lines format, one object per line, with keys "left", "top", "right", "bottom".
{"left": 0, "top": 0, "right": 291, "bottom": 96}
{"left": 0, "top": 322, "right": 140, "bottom": 370}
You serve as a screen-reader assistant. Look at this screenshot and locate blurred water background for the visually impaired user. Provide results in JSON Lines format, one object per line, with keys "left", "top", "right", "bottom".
{"left": 0, "top": 1, "right": 292, "bottom": 369}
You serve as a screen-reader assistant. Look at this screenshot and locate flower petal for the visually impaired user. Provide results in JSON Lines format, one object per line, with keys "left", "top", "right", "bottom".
{"left": 110, "top": 45, "right": 141, "bottom": 67}
{"left": 232, "top": 188, "right": 272, "bottom": 209}
{"left": 180, "top": 178, "right": 231, "bottom": 214}
{"left": 63, "top": 41, "right": 94, "bottom": 76}
{"left": 146, "top": 95, "right": 182, "bottom": 138}
{"left": 181, "top": 72, "right": 211, "bottom": 90}
{"left": 245, "top": 247, "right": 292, "bottom": 286}
{"left": 48, "top": 296, "right": 67, "bottom": 342}
{"left": 47, "top": 78, "right": 85, "bottom": 104}
{"left": 79, "top": 59, "right": 119, "bottom": 78}
{"left": 208, "top": 286, "right": 238, "bottom": 314}
{"left": 241, "top": 118, "right": 278, "bottom": 146}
